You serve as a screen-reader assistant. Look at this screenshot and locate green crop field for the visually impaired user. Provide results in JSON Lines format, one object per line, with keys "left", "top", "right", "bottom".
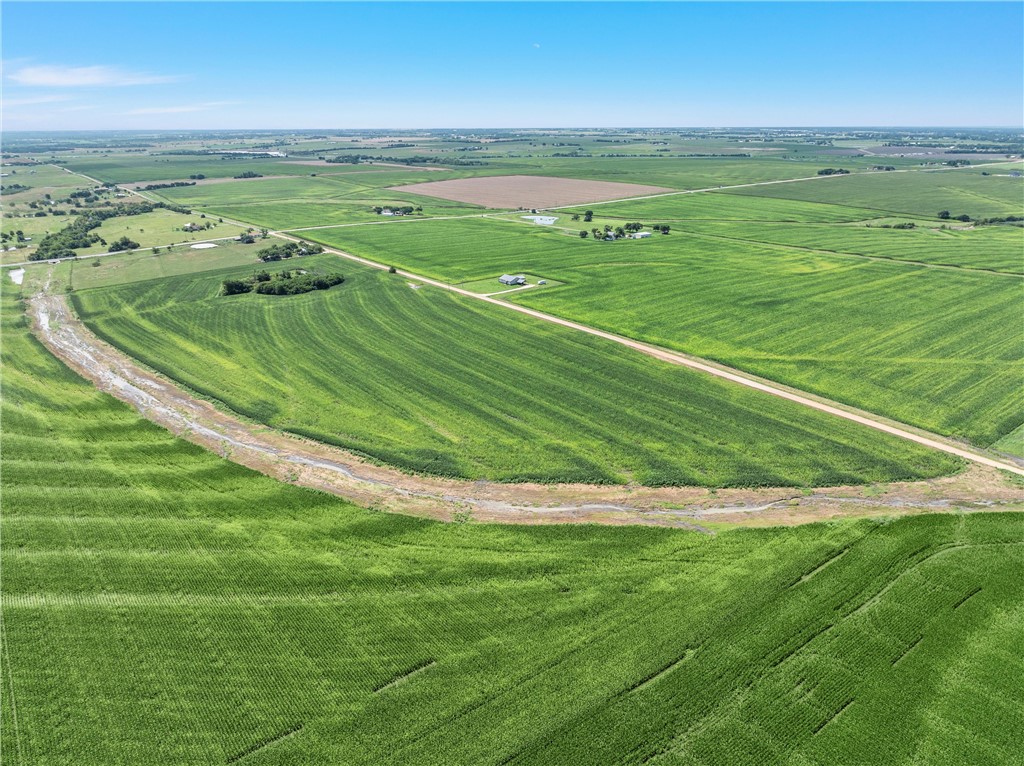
{"left": 724, "top": 166, "right": 1024, "bottom": 219}
{"left": 671, "top": 219, "right": 1024, "bottom": 274}
{"left": 307, "top": 216, "right": 1024, "bottom": 446}
{"left": 3, "top": 285, "right": 1024, "bottom": 765}
{"left": 559, "top": 192, "right": 888, "bottom": 223}
{"left": 146, "top": 172, "right": 490, "bottom": 230}
{"left": 70, "top": 257, "right": 959, "bottom": 487}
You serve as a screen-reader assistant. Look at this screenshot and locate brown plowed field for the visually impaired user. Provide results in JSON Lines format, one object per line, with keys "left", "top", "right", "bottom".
{"left": 387, "top": 174, "right": 675, "bottom": 208}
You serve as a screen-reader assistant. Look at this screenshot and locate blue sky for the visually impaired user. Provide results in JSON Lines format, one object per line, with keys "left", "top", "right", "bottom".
{"left": 3, "top": 2, "right": 1021, "bottom": 130}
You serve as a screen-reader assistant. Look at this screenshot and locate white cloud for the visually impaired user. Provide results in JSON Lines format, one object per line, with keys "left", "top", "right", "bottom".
{"left": 533, "top": 43, "right": 541, "bottom": 49}
{"left": 126, "top": 101, "right": 236, "bottom": 115}
{"left": 1, "top": 94, "right": 72, "bottom": 107}
{"left": 6, "top": 64, "right": 181, "bottom": 87}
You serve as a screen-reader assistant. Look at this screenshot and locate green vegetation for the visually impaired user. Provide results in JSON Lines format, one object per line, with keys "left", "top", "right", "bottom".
{"left": 257, "top": 240, "right": 323, "bottom": 261}
{"left": 67, "top": 241, "right": 266, "bottom": 290}
{"left": 3, "top": 285, "right": 1023, "bottom": 764}
{"left": 724, "top": 165, "right": 1024, "bottom": 218}
{"left": 221, "top": 267, "right": 344, "bottom": 296}
{"left": 561, "top": 193, "right": 887, "bottom": 224}
{"left": 71, "top": 259, "right": 959, "bottom": 486}
{"left": 307, "top": 216, "right": 1024, "bottom": 447}
{"left": 669, "top": 218, "right": 1024, "bottom": 274}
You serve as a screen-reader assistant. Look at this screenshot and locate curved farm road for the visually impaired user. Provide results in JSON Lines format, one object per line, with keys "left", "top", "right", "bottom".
{"left": 28, "top": 290, "right": 1024, "bottom": 529}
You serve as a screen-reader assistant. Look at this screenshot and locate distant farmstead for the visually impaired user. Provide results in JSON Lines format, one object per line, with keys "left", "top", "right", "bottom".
{"left": 499, "top": 274, "right": 527, "bottom": 286}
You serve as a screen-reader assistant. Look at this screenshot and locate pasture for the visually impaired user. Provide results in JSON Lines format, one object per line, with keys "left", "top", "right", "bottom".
{"left": 147, "top": 172, "right": 490, "bottom": 230}
{"left": 70, "top": 258, "right": 959, "bottom": 487}
{"left": 68, "top": 241, "right": 267, "bottom": 290}
{"left": 3, "top": 284, "right": 1023, "bottom": 764}
{"left": 309, "top": 216, "right": 1024, "bottom": 446}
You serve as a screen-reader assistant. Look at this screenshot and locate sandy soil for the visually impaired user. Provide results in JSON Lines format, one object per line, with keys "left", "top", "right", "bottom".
{"left": 386, "top": 174, "right": 675, "bottom": 209}
{"left": 28, "top": 289, "right": 1024, "bottom": 529}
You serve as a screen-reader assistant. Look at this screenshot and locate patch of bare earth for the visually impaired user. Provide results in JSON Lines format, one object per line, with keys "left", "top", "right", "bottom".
{"left": 28, "top": 289, "right": 1023, "bottom": 530}
{"left": 386, "top": 174, "right": 675, "bottom": 209}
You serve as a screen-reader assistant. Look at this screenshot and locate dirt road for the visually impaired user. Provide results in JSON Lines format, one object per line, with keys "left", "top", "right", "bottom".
{"left": 271, "top": 231, "right": 1024, "bottom": 479}
{"left": 27, "top": 287, "right": 1024, "bottom": 529}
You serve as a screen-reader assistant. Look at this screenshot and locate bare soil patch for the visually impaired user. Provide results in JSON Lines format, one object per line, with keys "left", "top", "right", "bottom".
{"left": 387, "top": 174, "right": 675, "bottom": 209}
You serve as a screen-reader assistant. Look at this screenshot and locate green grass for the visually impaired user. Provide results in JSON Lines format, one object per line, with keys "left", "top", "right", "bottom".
{"left": 68, "top": 241, "right": 267, "bottom": 290}
{"left": 723, "top": 166, "right": 1024, "bottom": 219}
{"left": 3, "top": 284, "right": 1023, "bottom": 764}
{"left": 76, "top": 208, "right": 248, "bottom": 255}
{"left": 992, "top": 422, "right": 1024, "bottom": 459}
{"left": 306, "top": 216, "right": 1024, "bottom": 446}
{"left": 456, "top": 274, "right": 564, "bottom": 294}
{"left": 70, "top": 258, "right": 959, "bottom": 487}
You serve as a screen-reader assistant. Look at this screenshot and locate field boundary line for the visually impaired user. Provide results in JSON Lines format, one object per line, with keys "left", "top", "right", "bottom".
{"left": 271, "top": 230, "right": 1024, "bottom": 477}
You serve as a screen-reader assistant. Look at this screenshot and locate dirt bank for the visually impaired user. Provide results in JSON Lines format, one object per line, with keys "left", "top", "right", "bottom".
{"left": 28, "top": 290, "right": 1024, "bottom": 528}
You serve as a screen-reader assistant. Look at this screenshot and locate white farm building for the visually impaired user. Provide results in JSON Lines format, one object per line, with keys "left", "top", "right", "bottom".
{"left": 499, "top": 274, "right": 527, "bottom": 286}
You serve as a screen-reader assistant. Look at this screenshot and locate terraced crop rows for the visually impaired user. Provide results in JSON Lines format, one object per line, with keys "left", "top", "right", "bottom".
{"left": 70, "top": 258, "right": 959, "bottom": 487}
{"left": 3, "top": 285, "right": 1022, "bottom": 763}
{"left": 308, "top": 216, "right": 1024, "bottom": 446}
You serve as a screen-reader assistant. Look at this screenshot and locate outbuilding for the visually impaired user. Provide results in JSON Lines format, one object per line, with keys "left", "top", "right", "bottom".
{"left": 499, "top": 274, "right": 527, "bottom": 286}
{"left": 632, "top": 231, "right": 652, "bottom": 239}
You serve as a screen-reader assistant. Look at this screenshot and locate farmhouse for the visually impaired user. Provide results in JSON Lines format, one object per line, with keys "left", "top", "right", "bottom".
{"left": 499, "top": 274, "right": 527, "bottom": 286}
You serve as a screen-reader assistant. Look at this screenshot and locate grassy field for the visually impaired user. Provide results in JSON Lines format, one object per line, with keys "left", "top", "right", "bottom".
{"left": 77, "top": 208, "right": 248, "bottom": 254}
{"left": 145, "top": 172, "right": 490, "bottom": 230}
{"left": 308, "top": 216, "right": 1024, "bottom": 446}
{"left": 3, "top": 284, "right": 1023, "bottom": 764}
{"left": 68, "top": 241, "right": 267, "bottom": 289}
{"left": 724, "top": 166, "right": 1024, "bottom": 219}
{"left": 70, "top": 257, "right": 959, "bottom": 487}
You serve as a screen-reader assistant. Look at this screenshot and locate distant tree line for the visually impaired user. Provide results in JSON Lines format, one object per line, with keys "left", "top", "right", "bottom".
{"left": 817, "top": 168, "right": 850, "bottom": 176}
{"left": 234, "top": 171, "right": 263, "bottom": 179}
{"left": 222, "top": 269, "right": 344, "bottom": 296}
{"left": 1, "top": 184, "right": 30, "bottom": 193}
{"left": 138, "top": 181, "right": 197, "bottom": 191}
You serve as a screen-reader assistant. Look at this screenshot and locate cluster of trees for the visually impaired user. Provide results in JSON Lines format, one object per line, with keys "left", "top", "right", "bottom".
{"left": 943, "top": 159, "right": 971, "bottom": 167}
{"left": 109, "top": 236, "right": 140, "bottom": 252}
{"left": 1, "top": 183, "right": 30, "bottom": 193}
{"left": 979, "top": 215, "right": 1023, "bottom": 225}
{"left": 938, "top": 210, "right": 973, "bottom": 222}
{"left": 28, "top": 202, "right": 160, "bottom": 261}
{"left": 188, "top": 174, "right": 206, "bottom": 180}
{"left": 256, "top": 241, "right": 323, "bottom": 261}
{"left": 870, "top": 165, "right": 896, "bottom": 171}
{"left": 372, "top": 205, "right": 419, "bottom": 215}
{"left": 872, "top": 222, "right": 916, "bottom": 230}
{"left": 139, "top": 181, "right": 196, "bottom": 191}
{"left": 222, "top": 269, "right": 344, "bottom": 296}
{"left": 579, "top": 222, "right": 669, "bottom": 239}
{"left": 817, "top": 168, "right": 850, "bottom": 176}
{"left": 233, "top": 171, "right": 263, "bottom": 179}
{"left": 0, "top": 230, "right": 26, "bottom": 243}
{"left": 324, "top": 154, "right": 484, "bottom": 167}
